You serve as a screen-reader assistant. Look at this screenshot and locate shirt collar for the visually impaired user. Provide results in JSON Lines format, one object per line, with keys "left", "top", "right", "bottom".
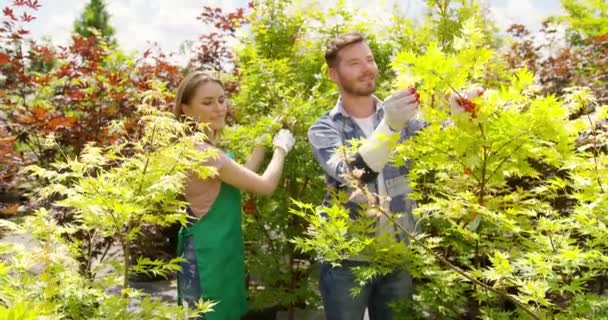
{"left": 329, "top": 95, "right": 384, "bottom": 121}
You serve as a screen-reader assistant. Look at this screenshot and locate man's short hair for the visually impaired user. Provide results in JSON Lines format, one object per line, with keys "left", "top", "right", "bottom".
{"left": 324, "top": 32, "right": 366, "bottom": 68}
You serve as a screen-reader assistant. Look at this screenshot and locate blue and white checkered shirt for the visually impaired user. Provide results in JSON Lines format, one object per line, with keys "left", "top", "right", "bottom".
{"left": 307, "top": 95, "right": 425, "bottom": 242}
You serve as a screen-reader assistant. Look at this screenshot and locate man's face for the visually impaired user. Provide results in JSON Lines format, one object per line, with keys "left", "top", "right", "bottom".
{"left": 330, "top": 41, "right": 378, "bottom": 96}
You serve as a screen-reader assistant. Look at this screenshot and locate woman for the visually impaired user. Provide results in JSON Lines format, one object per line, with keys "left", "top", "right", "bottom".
{"left": 173, "top": 71, "right": 295, "bottom": 319}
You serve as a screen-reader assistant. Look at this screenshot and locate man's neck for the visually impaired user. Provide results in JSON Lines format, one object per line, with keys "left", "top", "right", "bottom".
{"left": 341, "top": 93, "right": 375, "bottom": 119}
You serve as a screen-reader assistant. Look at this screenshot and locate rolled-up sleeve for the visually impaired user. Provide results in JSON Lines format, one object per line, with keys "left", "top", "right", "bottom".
{"left": 308, "top": 119, "right": 379, "bottom": 184}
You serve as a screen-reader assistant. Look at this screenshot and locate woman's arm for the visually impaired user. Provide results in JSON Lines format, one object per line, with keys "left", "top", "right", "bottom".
{"left": 218, "top": 148, "right": 287, "bottom": 195}
{"left": 243, "top": 145, "right": 265, "bottom": 172}
{"left": 218, "top": 129, "right": 295, "bottom": 195}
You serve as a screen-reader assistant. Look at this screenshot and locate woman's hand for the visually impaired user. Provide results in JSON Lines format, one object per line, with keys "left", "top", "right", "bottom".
{"left": 272, "top": 129, "right": 295, "bottom": 154}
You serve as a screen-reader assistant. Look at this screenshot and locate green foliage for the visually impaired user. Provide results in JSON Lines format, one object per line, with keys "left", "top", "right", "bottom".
{"left": 0, "top": 210, "right": 214, "bottom": 319}
{"left": 226, "top": 0, "right": 423, "bottom": 311}
{"left": 226, "top": 1, "right": 331, "bottom": 311}
{"left": 558, "top": 0, "right": 608, "bottom": 39}
{"left": 4, "top": 0, "right": 608, "bottom": 318}
{"left": 290, "top": 4, "right": 608, "bottom": 319}
{"left": 73, "top": 0, "right": 116, "bottom": 44}
{"left": 0, "top": 90, "right": 222, "bottom": 318}
{"left": 392, "top": 16, "right": 496, "bottom": 102}
{"left": 0, "top": 90, "right": 220, "bottom": 318}
{"left": 24, "top": 90, "right": 216, "bottom": 284}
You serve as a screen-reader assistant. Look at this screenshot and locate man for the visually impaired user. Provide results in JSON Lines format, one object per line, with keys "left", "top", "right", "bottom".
{"left": 308, "top": 32, "right": 480, "bottom": 320}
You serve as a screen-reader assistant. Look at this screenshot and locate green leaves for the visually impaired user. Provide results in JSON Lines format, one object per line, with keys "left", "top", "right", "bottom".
{"left": 291, "top": 196, "right": 375, "bottom": 264}
{"left": 288, "top": 4, "right": 608, "bottom": 316}
{"left": 558, "top": 0, "right": 608, "bottom": 38}
{"left": 391, "top": 44, "right": 608, "bottom": 317}
{"left": 392, "top": 17, "right": 493, "bottom": 105}
{"left": 1, "top": 90, "right": 218, "bottom": 319}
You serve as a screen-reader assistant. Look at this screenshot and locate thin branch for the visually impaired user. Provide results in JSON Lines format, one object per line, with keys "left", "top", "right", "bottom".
{"left": 584, "top": 113, "right": 605, "bottom": 193}
{"left": 373, "top": 202, "right": 540, "bottom": 320}
{"left": 417, "top": 142, "right": 481, "bottom": 183}
{"left": 485, "top": 143, "right": 526, "bottom": 185}
{"left": 337, "top": 139, "right": 540, "bottom": 319}
{"left": 135, "top": 123, "right": 157, "bottom": 196}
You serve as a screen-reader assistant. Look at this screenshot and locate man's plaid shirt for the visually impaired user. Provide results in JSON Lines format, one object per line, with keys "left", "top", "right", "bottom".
{"left": 307, "top": 96, "right": 425, "bottom": 241}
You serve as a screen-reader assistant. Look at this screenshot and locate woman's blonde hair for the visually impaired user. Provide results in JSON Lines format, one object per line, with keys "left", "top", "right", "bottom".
{"left": 173, "top": 71, "right": 224, "bottom": 119}
{"left": 173, "top": 71, "right": 225, "bottom": 144}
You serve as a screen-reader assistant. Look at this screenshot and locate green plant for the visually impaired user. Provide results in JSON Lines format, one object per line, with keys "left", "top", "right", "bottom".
{"left": 1, "top": 209, "right": 214, "bottom": 319}
{"left": 291, "top": 14, "right": 608, "bottom": 320}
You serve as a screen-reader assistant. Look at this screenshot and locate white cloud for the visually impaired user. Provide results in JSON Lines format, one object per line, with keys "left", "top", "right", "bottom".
{"left": 489, "top": 0, "right": 563, "bottom": 32}
{"left": 20, "top": 0, "right": 562, "bottom": 65}
{"left": 25, "top": 0, "right": 244, "bottom": 63}
{"left": 490, "top": 0, "right": 540, "bottom": 32}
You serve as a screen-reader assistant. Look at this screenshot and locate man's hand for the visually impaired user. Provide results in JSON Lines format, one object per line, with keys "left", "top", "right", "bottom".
{"left": 449, "top": 87, "right": 484, "bottom": 116}
{"left": 383, "top": 87, "right": 420, "bottom": 131}
{"left": 356, "top": 87, "right": 419, "bottom": 174}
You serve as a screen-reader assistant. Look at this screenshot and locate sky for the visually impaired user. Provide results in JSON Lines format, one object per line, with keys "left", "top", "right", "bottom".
{"left": 5, "top": 0, "right": 564, "bottom": 63}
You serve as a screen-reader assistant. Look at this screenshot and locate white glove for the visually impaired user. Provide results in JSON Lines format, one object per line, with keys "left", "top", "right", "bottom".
{"left": 355, "top": 88, "right": 420, "bottom": 173}
{"left": 272, "top": 129, "right": 295, "bottom": 154}
{"left": 449, "top": 87, "right": 484, "bottom": 115}
{"left": 383, "top": 87, "right": 420, "bottom": 131}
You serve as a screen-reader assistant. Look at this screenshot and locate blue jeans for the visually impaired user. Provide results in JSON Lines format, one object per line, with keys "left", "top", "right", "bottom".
{"left": 319, "top": 261, "right": 413, "bottom": 320}
{"left": 179, "top": 236, "right": 205, "bottom": 319}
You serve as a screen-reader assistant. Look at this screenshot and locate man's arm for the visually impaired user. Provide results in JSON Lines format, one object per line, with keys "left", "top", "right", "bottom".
{"left": 308, "top": 120, "right": 379, "bottom": 184}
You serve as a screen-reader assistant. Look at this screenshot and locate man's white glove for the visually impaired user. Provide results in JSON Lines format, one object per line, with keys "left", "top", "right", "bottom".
{"left": 272, "top": 129, "right": 295, "bottom": 154}
{"left": 357, "top": 88, "right": 420, "bottom": 173}
{"left": 449, "top": 87, "right": 484, "bottom": 116}
{"left": 383, "top": 87, "right": 420, "bottom": 131}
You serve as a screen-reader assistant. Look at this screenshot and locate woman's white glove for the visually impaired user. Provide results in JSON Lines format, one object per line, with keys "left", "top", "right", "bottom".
{"left": 449, "top": 87, "right": 484, "bottom": 115}
{"left": 383, "top": 87, "right": 420, "bottom": 131}
{"left": 272, "top": 129, "right": 295, "bottom": 154}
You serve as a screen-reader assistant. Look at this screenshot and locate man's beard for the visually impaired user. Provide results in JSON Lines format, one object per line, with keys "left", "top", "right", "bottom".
{"left": 341, "top": 75, "right": 376, "bottom": 96}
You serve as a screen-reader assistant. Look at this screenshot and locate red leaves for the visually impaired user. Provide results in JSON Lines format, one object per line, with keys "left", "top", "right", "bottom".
{"left": 0, "top": 52, "right": 9, "bottom": 64}
{"left": 455, "top": 89, "right": 483, "bottom": 118}
{"left": 20, "top": 12, "right": 34, "bottom": 22}
{"left": 26, "top": 0, "right": 41, "bottom": 10}
{"left": 32, "top": 106, "right": 49, "bottom": 120}
{"left": 47, "top": 116, "right": 77, "bottom": 130}
{"left": 30, "top": 44, "right": 54, "bottom": 63}
{"left": 458, "top": 98, "right": 477, "bottom": 114}
{"left": 407, "top": 86, "right": 421, "bottom": 104}
{"left": 0, "top": 0, "right": 186, "bottom": 188}
{"left": 11, "top": 0, "right": 40, "bottom": 10}
{"left": 19, "top": 107, "right": 77, "bottom": 131}
{"left": 67, "top": 88, "right": 85, "bottom": 101}
{"left": 3, "top": 7, "right": 17, "bottom": 21}
{"left": 70, "top": 35, "right": 97, "bottom": 53}
{"left": 464, "top": 167, "right": 473, "bottom": 176}
{"left": 198, "top": 6, "right": 246, "bottom": 33}
{"left": 108, "top": 72, "right": 121, "bottom": 86}
{"left": 243, "top": 199, "right": 256, "bottom": 215}
{"left": 193, "top": 4, "right": 249, "bottom": 74}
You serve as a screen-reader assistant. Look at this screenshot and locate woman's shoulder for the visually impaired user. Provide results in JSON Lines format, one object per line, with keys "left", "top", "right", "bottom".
{"left": 196, "top": 141, "right": 236, "bottom": 159}
{"left": 194, "top": 142, "right": 230, "bottom": 169}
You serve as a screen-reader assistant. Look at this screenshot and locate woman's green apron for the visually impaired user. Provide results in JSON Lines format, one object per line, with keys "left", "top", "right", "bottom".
{"left": 177, "top": 180, "right": 247, "bottom": 319}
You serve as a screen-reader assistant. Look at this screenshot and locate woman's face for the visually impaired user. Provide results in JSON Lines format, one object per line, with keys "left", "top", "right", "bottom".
{"left": 182, "top": 81, "right": 227, "bottom": 131}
